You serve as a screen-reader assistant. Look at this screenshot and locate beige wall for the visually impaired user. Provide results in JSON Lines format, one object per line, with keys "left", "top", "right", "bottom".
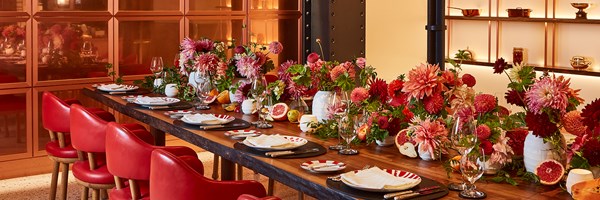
{"left": 366, "top": 1, "right": 599, "bottom": 107}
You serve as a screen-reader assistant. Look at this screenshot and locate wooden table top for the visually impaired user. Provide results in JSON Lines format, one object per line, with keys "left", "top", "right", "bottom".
{"left": 82, "top": 88, "right": 570, "bottom": 200}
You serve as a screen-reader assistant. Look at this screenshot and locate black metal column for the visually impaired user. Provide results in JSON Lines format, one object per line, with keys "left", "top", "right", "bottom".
{"left": 426, "top": 0, "right": 446, "bottom": 69}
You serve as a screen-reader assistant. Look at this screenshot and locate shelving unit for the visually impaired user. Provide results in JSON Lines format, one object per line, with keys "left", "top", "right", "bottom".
{"left": 446, "top": 0, "right": 600, "bottom": 77}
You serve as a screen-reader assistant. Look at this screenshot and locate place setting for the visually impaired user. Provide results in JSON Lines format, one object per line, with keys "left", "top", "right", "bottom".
{"left": 234, "top": 134, "right": 327, "bottom": 159}
{"left": 94, "top": 83, "right": 150, "bottom": 95}
{"left": 325, "top": 166, "right": 448, "bottom": 200}
{"left": 126, "top": 95, "right": 193, "bottom": 110}
{"left": 173, "top": 113, "right": 251, "bottom": 131}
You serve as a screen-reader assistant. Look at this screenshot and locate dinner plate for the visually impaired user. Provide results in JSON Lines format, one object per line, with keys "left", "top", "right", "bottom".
{"left": 97, "top": 84, "right": 139, "bottom": 92}
{"left": 181, "top": 114, "right": 235, "bottom": 125}
{"left": 341, "top": 169, "right": 421, "bottom": 192}
{"left": 133, "top": 96, "right": 180, "bottom": 106}
{"left": 242, "top": 135, "right": 308, "bottom": 151}
{"left": 225, "top": 130, "right": 261, "bottom": 139}
{"left": 164, "top": 110, "right": 193, "bottom": 118}
{"left": 301, "top": 160, "right": 346, "bottom": 173}
{"left": 121, "top": 95, "right": 144, "bottom": 103}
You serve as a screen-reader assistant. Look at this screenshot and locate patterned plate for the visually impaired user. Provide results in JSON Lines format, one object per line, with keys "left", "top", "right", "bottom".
{"left": 181, "top": 114, "right": 235, "bottom": 125}
{"left": 132, "top": 96, "right": 180, "bottom": 106}
{"left": 97, "top": 84, "right": 139, "bottom": 92}
{"left": 225, "top": 130, "right": 261, "bottom": 139}
{"left": 242, "top": 135, "right": 308, "bottom": 151}
{"left": 121, "top": 95, "right": 144, "bottom": 103}
{"left": 341, "top": 169, "right": 421, "bottom": 192}
{"left": 301, "top": 160, "right": 346, "bottom": 173}
{"left": 163, "top": 110, "right": 193, "bottom": 118}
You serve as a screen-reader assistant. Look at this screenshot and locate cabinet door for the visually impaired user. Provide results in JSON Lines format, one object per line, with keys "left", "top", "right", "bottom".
{"left": 249, "top": 15, "right": 301, "bottom": 67}
{"left": 0, "top": 88, "right": 31, "bottom": 161}
{"left": 0, "top": 18, "right": 30, "bottom": 89}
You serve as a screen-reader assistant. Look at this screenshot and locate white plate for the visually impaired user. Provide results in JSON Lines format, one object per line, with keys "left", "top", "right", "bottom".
{"left": 164, "top": 110, "right": 193, "bottom": 118}
{"left": 301, "top": 160, "right": 346, "bottom": 173}
{"left": 341, "top": 169, "right": 421, "bottom": 192}
{"left": 181, "top": 114, "right": 235, "bottom": 125}
{"left": 133, "top": 97, "right": 180, "bottom": 106}
{"left": 242, "top": 135, "right": 307, "bottom": 151}
{"left": 225, "top": 130, "right": 261, "bottom": 139}
{"left": 97, "top": 84, "right": 139, "bottom": 92}
{"left": 121, "top": 95, "right": 144, "bottom": 103}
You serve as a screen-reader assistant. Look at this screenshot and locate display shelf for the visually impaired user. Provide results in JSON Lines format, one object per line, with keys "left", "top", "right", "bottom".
{"left": 450, "top": 59, "right": 600, "bottom": 77}
{"left": 446, "top": 15, "right": 600, "bottom": 24}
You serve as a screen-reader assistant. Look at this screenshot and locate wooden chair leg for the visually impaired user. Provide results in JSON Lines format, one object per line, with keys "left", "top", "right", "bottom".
{"left": 129, "top": 179, "right": 140, "bottom": 200}
{"left": 236, "top": 164, "right": 243, "bottom": 180}
{"left": 81, "top": 186, "right": 88, "bottom": 200}
{"left": 212, "top": 155, "right": 219, "bottom": 180}
{"left": 49, "top": 161, "right": 60, "bottom": 200}
{"left": 267, "top": 178, "right": 275, "bottom": 196}
{"left": 100, "top": 189, "right": 108, "bottom": 199}
{"left": 92, "top": 189, "right": 99, "bottom": 200}
{"left": 298, "top": 192, "right": 304, "bottom": 200}
{"left": 59, "top": 163, "right": 69, "bottom": 200}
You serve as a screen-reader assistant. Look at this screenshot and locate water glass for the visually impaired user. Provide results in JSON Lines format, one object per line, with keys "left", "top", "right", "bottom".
{"left": 150, "top": 57, "right": 164, "bottom": 78}
{"left": 194, "top": 71, "right": 211, "bottom": 110}
{"left": 459, "top": 147, "right": 487, "bottom": 199}
{"left": 328, "top": 91, "right": 348, "bottom": 150}
{"left": 448, "top": 111, "right": 478, "bottom": 191}
{"left": 338, "top": 115, "right": 358, "bottom": 155}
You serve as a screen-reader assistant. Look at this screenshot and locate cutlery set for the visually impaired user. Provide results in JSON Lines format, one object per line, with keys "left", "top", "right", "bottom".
{"left": 383, "top": 186, "right": 442, "bottom": 199}
{"left": 265, "top": 148, "right": 319, "bottom": 157}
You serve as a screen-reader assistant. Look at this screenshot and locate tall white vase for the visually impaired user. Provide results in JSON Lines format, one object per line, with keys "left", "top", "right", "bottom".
{"left": 523, "top": 131, "right": 566, "bottom": 173}
{"left": 312, "top": 91, "right": 334, "bottom": 122}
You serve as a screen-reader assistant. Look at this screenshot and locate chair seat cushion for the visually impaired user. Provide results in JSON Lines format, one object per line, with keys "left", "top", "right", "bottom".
{"left": 85, "top": 108, "right": 116, "bottom": 122}
{"left": 72, "top": 161, "right": 114, "bottom": 184}
{"left": 45, "top": 141, "right": 78, "bottom": 158}
{"left": 109, "top": 181, "right": 150, "bottom": 200}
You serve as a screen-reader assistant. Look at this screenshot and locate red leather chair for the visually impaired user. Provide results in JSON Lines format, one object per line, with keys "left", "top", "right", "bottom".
{"left": 70, "top": 104, "right": 147, "bottom": 200}
{"left": 105, "top": 122, "right": 200, "bottom": 199}
{"left": 150, "top": 149, "right": 271, "bottom": 200}
{"left": 238, "top": 194, "right": 281, "bottom": 200}
{"left": 41, "top": 91, "right": 114, "bottom": 200}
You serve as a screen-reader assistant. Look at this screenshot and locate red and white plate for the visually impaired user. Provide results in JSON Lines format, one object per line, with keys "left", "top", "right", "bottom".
{"left": 181, "top": 114, "right": 235, "bottom": 125}
{"left": 133, "top": 96, "right": 180, "bottom": 106}
{"left": 242, "top": 135, "right": 308, "bottom": 151}
{"left": 225, "top": 130, "right": 261, "bottom": 139}
{"left": 341, "top": 169, "right": 421, "bottom": 192}
{"left": 163, "top": 110, "right": 193, "bottom": 118}
{"left": 121, "top": 95, "right": 144, "bottom": 102}
{"left": 301, "top": 160, "right": 346, "bottom": 173}
{"left": 97, "top": 84, "right": 139, "bottom": 92}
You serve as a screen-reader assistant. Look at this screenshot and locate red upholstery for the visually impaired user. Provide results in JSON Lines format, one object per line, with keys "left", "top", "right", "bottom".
{"left": 42, "top": 92, "right": 74, "bottom": 133}
{"left": 109, "top": 181, "right": 150, "bottom": 200}
{"left": 105, "top": 122, "right": 199, "bottom": 199}
{"left": 238, "top": 194, "right": 282, "bottom": 200}
{"left": 45, "top": 141, "right": 78, "bottom": 158}
{"left": 70, "top": 104, "right": 115, "bottom": 153}
{"left": 150, "top": 149, "right": 268, "bottom": 200}
{"left": 72, "top": 162, "right": 114, "bottom": 184}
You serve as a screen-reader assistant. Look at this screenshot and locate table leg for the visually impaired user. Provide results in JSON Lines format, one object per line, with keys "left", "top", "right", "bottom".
{"left": 150, "top": 127, "right": 165, "bottom": 146}
{"left": 220, "top": 158, "right": 236, "bottom": 180}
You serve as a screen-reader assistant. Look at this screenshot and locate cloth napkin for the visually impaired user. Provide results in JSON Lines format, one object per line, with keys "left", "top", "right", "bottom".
{"left": 340, "top": 167, "right": 416, "bottom": 189}
{"left": 135, "top": 97, "right": 168, "bottom": 104}
{"left": 244, "top": 134, "right": 291, "bottom": 148}
{"left": 182, "top": 114, "right": 222, "bottom": 125}
{"left": 99, "top": 84, "right": 123, "bottom": 90}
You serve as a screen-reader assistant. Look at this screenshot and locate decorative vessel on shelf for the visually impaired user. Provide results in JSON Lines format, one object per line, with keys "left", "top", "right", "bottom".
{"left": 507, "top": 7, "right": 532, "bottom": 18}
{"left": 449, "top": 7, "right": 480, "bottom": 17}
{"left": 570, "top": 56, "right": 591, "bottom": 70}
{"left": 571, "top": 3, "right": 589, "bottom": 19}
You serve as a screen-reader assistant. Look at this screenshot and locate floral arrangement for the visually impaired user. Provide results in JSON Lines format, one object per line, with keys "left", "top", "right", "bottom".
{"left": 232, "top": 41, "right": 281, "bottom": 80}
{"left": 471, "top": 93, "right": 515, "bottom": 167}
{"left": 567, "top": 98, "right": 600, "bottom": 169}
{"left": 2, "top": 25, "right": 25, "bottom": 40}
{"left": 39, "top": 24, "right": 85, "bottom": 67}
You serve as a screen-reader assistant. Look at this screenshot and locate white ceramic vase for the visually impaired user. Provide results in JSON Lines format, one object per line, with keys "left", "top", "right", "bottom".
{"left": 241, "top": 99, "right": 256, "bottom": 114}
{"left": 164, "top": 84, "right": 179, "bottom": 97}
{"left": 312, "top": 91, "right": 333, "bottom": 122}
{"left": 566, "top": 168, "right": 594, "bottom": 194}
{"left": 299, "top": 115, "right": 318, "bottom": 132}
{"left": 376, "top": 136, "right": 395, "bottom": 147}
{"left": 417, "top": 143, "right": 437, "bottom": 161}
{"left": 523, "top": 131, "right": 566, "bottom": 173}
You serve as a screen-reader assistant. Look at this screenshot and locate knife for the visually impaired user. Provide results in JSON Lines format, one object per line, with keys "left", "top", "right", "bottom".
{"left": 265, "top": 148, "right": 319, "bottom": 157}
{"left": 384, "top": 186, "right": 440, "bottom": 199}
{"left": 199, "top": 125, "right": 225, "bottom": 130}
{"left": 147, "top": 105, "right": 189, "bottom": 110}
{"left": 393, "top": 188, "right": 444, "bottom": 200}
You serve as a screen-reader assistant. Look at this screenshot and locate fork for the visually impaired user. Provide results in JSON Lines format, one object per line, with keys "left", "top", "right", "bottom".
{"left": 327, "top": 165, "right": 371, "bottom": 182}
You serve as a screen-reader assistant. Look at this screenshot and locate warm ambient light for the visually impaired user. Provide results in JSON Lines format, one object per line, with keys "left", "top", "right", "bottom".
{"left": 57, "top": 0, "right": 68, "bottom": 6}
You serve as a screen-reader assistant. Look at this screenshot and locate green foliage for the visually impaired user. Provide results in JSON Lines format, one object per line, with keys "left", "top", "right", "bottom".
{"left": 334, "top": 72, "right": 354, "bottom": 91}
{"left": 488, "top": 170, "right": 519, "bottom": 186}
{"left": 105, "top": 63, "right": 123, "bottom": 85}
{"left": 267, "top": 80, "right": 285, "bottom": 102}
{"left": 309, "top": 119, "right": 339, "bottom": 139}
{"left": 366, "top": 124, "right": 389, "bottom": 144}
{"left": 442, "top": 159, "right": 454, "bottom": 178}
{"left": 570, "top": 153, "right": 591, "bottom": 169}
{"left": 454, "top": 49, "right": 473, "bottom": 61}
{"left": 358, "top": 65, "right": 377, "bottom": 87}
{"left": 508, "top": 65, "right": 536, "bottom": 92}
{"left": 520, "top": 172, "right": 540, "bottom": 184}
{"left": 133, "top": 76, "right": 155, "bottom": 90}
{"left": 501, "top": 112, "right": 526, "bottom": 131}
{"left": 287, "top": 64, "right": 312, "bottom": 87}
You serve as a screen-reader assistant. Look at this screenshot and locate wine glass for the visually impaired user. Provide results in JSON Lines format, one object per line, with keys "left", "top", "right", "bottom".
{"left": 448, "top": 112, "right": 478, "bottom": 191}
{"left": 150, "top": 57, "right": 164, "bottom": 78}
{"left": 194, "top": 71, "right": 211, "bottom": 110}
{"left": 459, "top": 147, "right": 487, "bottom": 199}
{"left": 328, "top": 91, "right": 348, "bottom": 150}
{"left": 250, "top": 76, "right": 268, "bottom": 128}
{"left": 81, "top": 41, "right": 92, "bottom": 56}
{"left": 258, "top": 88, "right": 274, "bottom": 129}
{"left": 338, "top": 115, "right": 358, "bottom": 155}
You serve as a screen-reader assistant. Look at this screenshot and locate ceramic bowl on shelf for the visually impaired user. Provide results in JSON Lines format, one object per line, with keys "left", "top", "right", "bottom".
{"left": 571, "top": 3, "right": 589, "bottom": 10}
{"left": 571, "top": 56, "right": 591, "bottom": 69}
{"left": 461, "top": 9, "right": 480, "bottom": 17}
{"left": 507, "top": 8, "right": 532, "bottom": 18}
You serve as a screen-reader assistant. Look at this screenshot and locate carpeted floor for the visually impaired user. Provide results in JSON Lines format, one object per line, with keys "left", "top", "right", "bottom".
{"left": 0, "top": 152, "right": 315, "bottom": 200}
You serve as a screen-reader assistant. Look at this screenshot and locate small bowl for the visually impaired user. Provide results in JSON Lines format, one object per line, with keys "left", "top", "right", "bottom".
{"left": 461, "top": 9, "right": 480, "bottom": 17}
{"left": 571, "top": 3, "right": 589, "bottom": 9}
{"left": 507, "top": 8, "right": 532, "bottom": 18}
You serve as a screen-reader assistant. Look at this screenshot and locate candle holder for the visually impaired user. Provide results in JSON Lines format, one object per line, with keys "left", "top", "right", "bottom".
{"left": 571, "top": 3, "right": 589, "bottom": 19}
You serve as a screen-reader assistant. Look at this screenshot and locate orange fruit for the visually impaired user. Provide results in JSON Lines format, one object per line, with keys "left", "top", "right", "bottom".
{"left": 216, "top": 90, "right": 230, "bottom": 104}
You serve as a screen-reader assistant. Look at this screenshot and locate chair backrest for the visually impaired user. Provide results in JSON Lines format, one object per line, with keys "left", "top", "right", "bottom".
{"left": 105, "top": 122, "right": 156, "bottom": 181}
{"left": 150, "top": 149, "right": 267, "bottom": 200}
{"left": 41, "top": 91, "right": 72, "bottom": 133}
{"left": 70, "top": 104, "right": 113, "bottom": 153}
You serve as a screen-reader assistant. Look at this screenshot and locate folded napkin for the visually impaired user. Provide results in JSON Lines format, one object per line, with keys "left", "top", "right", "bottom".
{"left": 341, "top": 167, "right": 416, "bottom": 189}
{"left": 182, "top": 114, "right": 222, "bottom": 125}
{"left": 135, "top": 97, "right": 168, "bottom": 104}
{"left": 99, "top": 84, "right": 124, "bottom": 90}
{"left": 244, "top": 134, "right": 291, "bottom": 148}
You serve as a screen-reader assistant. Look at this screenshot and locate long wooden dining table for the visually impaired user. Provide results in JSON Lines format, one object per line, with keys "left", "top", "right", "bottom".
{"left": 82, "top": 87, "right": 570, "bottom": 200}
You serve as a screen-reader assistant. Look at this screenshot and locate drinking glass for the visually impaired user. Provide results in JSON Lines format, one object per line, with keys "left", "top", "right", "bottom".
{"left": 194, "top": 71, "right": 211, "bottom": 110}
{"left": 257, "top": 88, "right": 273, "bottom": 129}
{"left": 328, "top": 91, "right": 348, "bottom": 150}
{"left": 81, "top": 41, "right": 93, "bottom": 55}
{"left": 150, "top": 57, "right": 164, "bottom": 78}
{"left": 338, "top": 115, "right": 358, "bottom": 155}
{"left": 448, "top": 111, "right": 478, "bottom": 191}
{"left": 250, "top": 76, "right": 268, "bottom": 128}
{"left": 459, "top": 147, "right": 487, "bottom": 199}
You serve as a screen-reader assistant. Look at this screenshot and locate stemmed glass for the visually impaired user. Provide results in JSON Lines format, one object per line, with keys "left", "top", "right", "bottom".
{"left": 250, "top": 76, "right": 270, "bottom": 128}
{"left": 150, "top": 57, "right": 164, "bottom": 78}
{"left": 459, "top": 147, "right": 487, "bottom": 199}
{"left": 338, "top": 115, "right": 358, "bottom": 155}
{"left": 194, "top": 71, "right": 212, "bottom": 110}
{"left": 448, "top": 111, "right": 478, "bottom": 191}
{"left": 328, "top": 91, "right": 348, "bottom": 150}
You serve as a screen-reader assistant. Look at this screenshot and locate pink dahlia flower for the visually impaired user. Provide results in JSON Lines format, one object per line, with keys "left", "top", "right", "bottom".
{"left": 195, "top": 53, "right": 219, "bottom": 73}
{"left": 268, "top": 41, "right": 283, "bottom": 54}
{"left": 562, "top": 111, "right": 587, "bottom": 136}
{"left": 476, "top": 124, "right": 491, "bottom": 140}
{"left": 525, "top": 76, "right": 577, "bottom": 115}
{"left": 307, "top": 53, "right": 320, "bottom": 63}
{"left": 402, "top": 63, "right": 446, "bottom": 100}
{"left": 489, "top": 132, "right": 514, "bottom": 166}
{"left": 412, "top": 118, "right": 448, "bottom": 158}
{"left": 351, "top": 87, "right": 369, "bottom": 104}
{"left": 236, "top": 56, "right": 259, "bottom": 79}
{"left": 474, "top": 94, "right": 497, "bottom": 114}
{"left": 196, "top": 38, "right": 214, "bottom": 53}
{"left": 356, "top": 57, "right": 366, "bottom": 69}
{"left": 330, "top": 65, "right": 347, "bottom": 81}
{"left": 424, "top": 93, "right": 444, "bottom": 114}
